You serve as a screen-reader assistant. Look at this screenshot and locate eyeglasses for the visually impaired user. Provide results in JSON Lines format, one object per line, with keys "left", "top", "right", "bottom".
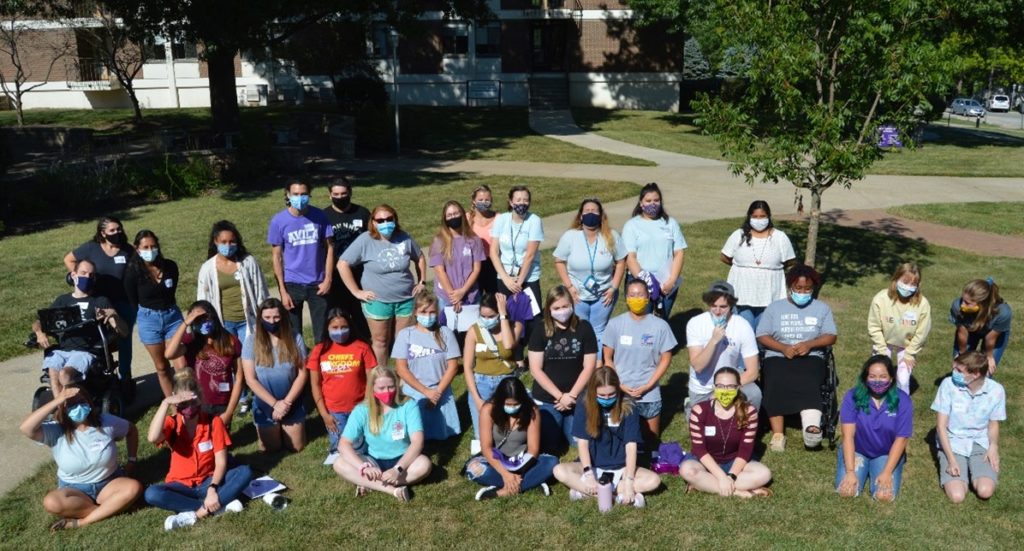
{"left": 374, "top": 216, "right": 395, "bottom": 223}
{"left": 714, "top": 384, "right": 739, "bottom": 390}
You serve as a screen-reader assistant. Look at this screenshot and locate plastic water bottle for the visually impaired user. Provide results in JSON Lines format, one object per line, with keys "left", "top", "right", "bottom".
{"left": 262, "top": 492, "right": 289, "bottom": 511}
{"left": 597, "top": 472, "right": 614, "bottom": 513}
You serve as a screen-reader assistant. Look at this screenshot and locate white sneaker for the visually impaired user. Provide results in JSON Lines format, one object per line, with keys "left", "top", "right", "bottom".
{"left": 540, "top": 483, "right": 551, "bottom": 496}
{"left": 214, "top": 499, "right": 244, "bottom": 515}
{"left": 633, "top": 493, "right": 646, "bottom": 508}
{"left": 475, "top": 486, "right": 499, "bottom": 501}
{"left": 163, "top": 511, "right": 197, "bottom": 531}
{"left": 569, "top": 489, "right": 586, "bottom": 501}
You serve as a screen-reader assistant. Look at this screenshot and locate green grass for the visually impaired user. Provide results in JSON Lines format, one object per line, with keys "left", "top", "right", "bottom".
{"left": 572, "top": 108, "right": 726, "bottom": 160}
{"left": 887, "top": 202, "right": 1024, "bottom": 237}
{"left": 0, "top": 174, "right": 640, "bottom": 363}
{"left": 1, "top": 214, "right": 1021, "bottom": 548}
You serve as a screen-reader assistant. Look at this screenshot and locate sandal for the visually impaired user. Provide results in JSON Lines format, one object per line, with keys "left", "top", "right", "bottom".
{"left": 393, "top": 486, "right": 410, "bottom": 502}
{"left": 750, "top": 487, "right": 774, "bottom": 498}
{"left": 49, "top": 518, "right": 78, "bottom": 532}
{"left": 769, "top": 433, "right": 786, "bottom": 452}
{"left": 355, "top": 486, "right": 368, "bottom": 498}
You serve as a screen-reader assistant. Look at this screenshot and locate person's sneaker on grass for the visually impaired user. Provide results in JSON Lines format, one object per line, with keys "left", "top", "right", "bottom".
{"left": 569, "top": 489, "right": 587, "bottom": 501}
{"left": 164, "top": 511, "right": 197, "bottom": 531}
{"left": 210, "top": 499, "right": 244, "bottom": 516}
{"left": 540, "top": 482, "right": 551, "bottom": 496}
{"left": 475, "top": 486, "right": 499, "bottom": 501}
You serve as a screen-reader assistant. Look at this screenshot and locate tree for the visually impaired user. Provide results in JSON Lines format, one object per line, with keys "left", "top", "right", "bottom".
{"left": 0, "top": 0, "right": 72, "bottom": 126}
{"left": 688, "top": 0, "right": 957, "bottom": 267}
{"left": 73, "top": 3, "right": 150, "bottom": 122}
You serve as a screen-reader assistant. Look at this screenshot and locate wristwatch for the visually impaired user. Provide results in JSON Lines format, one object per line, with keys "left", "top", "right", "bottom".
{"left": 209, "top": 482, "right": 220, "bottom": 489}
{"left": 396, "top": 465, "right": 405, "bottom": 474}
{"left": 499, "top": 315, "right": 508, "bottom": 320}
{"left": 727, "top": 473, "right": 737, "bottom": 481}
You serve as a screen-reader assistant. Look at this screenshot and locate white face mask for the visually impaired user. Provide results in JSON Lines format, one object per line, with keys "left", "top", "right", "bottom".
{"left": 749, "top": 218, "right": 770, "bottom": 231}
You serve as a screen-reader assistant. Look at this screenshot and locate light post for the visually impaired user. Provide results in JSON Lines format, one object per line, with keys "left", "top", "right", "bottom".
{"left": 390, "top": 27, "right": 400, "bottom": 155}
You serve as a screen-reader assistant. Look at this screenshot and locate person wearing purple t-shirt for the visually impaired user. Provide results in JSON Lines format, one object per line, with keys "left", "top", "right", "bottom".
{"left": 429, "top": 200, "right": 486, "bottom": 331}
{"left": 268, "top": 181, "right": 334, "bottom": 344}
{"left": 835, "top": 355, "right": 912, "bottom": 502}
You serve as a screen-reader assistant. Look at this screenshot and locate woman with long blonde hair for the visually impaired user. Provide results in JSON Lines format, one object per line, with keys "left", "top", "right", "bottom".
{"left": 867, "top": 262, "right": 932, "bottom": 393}
{"left": 333, "top": 366, "right": 432, "bottom": 501}
{"left": 950, "top": 278, "right": 1012, "bottom": 375}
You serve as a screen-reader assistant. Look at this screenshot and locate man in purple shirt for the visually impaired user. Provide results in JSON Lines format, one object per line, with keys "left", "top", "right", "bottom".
{"left": 268, "top": 181, "right": 334, "bottom": 342}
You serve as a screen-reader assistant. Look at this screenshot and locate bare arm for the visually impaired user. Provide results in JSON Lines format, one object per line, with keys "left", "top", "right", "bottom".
{"left": 515, "top": 242, "right": 540, "bottom": 287}
{"left": 625, "top": 252, "right": 642, "bottom": 278}
{"left": 63, "top": 251, "right": 77, "bottom": 273}
{"left": 20, "top": 388, "right": 78, "bottom": 442}
{"left": 394, "top": 359, "right": 432, "bottom": 397}
{"left": 271, "top": 245, "right": 286, "bottom": 295}
{"left": 640, "top": 351, "right": 673, "bottom": 394}
{"left": 528, "top": 350, "right": 563, "bottom": 402}
{"left": 720, "top": 253, "right": 733, "bottom": 266}
{"left": 241, "top": 358, "right": 278, "bottom": 406}
{"left": 221, "top": 361, "right": 245, "bottom": 425}
{"left": 740, "top": 354, "right": 760, "bottom": 386}
{"left": 436, "top": 358, "right": 459, "bottom": 395}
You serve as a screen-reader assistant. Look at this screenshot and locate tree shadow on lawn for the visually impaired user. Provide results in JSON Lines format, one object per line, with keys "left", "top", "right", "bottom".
{"left": 572, "top": 108, "right": 706, "bottom": 137}
{"left": 917, "top": 124, "right": 1024, "bottom": 149}
{"left": 777, "top": 216, "right": 933, "bottom": 289}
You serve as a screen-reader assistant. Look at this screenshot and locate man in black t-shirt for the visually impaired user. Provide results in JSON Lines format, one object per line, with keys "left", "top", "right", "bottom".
{"left": 32, "top": 259, "right": 127, "bottom": 394}
{"left": 323, "top": 177, "right": 371, "bottom": 339}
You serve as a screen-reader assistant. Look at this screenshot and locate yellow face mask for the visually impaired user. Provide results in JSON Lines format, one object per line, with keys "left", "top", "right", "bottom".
{"left": 714, "top": 388, "right": 738, "bottom": 408}
{"left": 960, "top": 304, "right": 981, "bottom": 315}
{"left": 626, "top": 297, "right": 649, "bottom": 315}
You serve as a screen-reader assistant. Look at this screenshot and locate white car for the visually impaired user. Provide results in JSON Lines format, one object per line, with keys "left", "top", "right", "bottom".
{"left": 986, "top": 95, "right": 1010, "bottom": 112}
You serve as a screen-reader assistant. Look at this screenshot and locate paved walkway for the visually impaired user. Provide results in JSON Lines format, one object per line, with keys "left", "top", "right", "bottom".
{"left": 4, "top": 113, "right": 1023, "bottom": 498}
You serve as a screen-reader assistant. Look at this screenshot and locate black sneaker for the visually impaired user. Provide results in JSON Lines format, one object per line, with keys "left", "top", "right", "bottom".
{"left": 475, "top": 486, "right": 499, "bottom": 501}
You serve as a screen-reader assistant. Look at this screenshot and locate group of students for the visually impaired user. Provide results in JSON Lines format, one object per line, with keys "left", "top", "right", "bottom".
{"left": 22, "top": 180, "right": 1013, "bottom": 532}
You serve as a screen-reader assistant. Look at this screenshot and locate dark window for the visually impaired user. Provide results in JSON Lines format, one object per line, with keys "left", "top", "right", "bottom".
{"left": 442, "top": 24, "right": 469, "bottom": 56}
{"left": 475, "top": 23, "right": 501, "bottom": 57}
{"left": 141, "top": 38, "right": 198, "bottom": 61}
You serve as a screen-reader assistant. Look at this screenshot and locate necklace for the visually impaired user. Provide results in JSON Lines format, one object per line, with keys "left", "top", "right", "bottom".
{"left": 751, "top": 230, "right": 773, "bottom": 266}
{"left": 713, "top": 404, "right": 736, "bottom": 456}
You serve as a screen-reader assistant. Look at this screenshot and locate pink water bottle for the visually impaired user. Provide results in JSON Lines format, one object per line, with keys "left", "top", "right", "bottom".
{"left": 597, "top": 472, "right": 614, "bottom": 513}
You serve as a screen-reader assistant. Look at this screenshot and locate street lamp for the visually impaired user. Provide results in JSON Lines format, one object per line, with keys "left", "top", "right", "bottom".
{"left": 390, "top": 27, "right": 400, "bottom": 155}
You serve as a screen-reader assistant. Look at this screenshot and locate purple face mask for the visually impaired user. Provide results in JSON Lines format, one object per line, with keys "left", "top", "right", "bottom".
{"left": 867, "top": 379, "right": 891, "bottom": 395}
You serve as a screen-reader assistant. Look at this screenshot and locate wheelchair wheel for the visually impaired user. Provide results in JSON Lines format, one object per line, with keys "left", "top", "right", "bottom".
{"left": 32, "top": 386, "right": 54, "bottom": 413}
{"left": 101, "top": 387, "right": 124, "bottom": 417}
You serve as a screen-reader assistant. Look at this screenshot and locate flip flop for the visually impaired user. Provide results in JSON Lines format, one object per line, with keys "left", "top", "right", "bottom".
{"left": 750, "top": 487, "right": 774, "bottom": 498}
{"left": 355, "top": 486, "right": 368, "bottom": 498}
{"left": 49, "top": 518, "right": 78, "bottom": 532}
{"left": 393, "top": 486, "right": 410, "bottom": 502}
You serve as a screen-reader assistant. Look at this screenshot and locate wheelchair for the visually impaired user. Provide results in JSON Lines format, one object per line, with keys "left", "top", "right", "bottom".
{"left": 757, "top": 345, "right": 840, "bottom": 449}
{"left": 26, "top": 317, "right": 125, "bottom": 417}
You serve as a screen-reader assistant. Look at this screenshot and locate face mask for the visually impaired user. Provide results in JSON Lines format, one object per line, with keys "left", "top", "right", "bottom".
{"left": 288, "top": 195, "right": 310, "bottom": 211}
{"left": 714, "top": 388, "right": 738, "bottom": 408}
{"left": 198, "top": 320, "right": 216, "bottom": 336}
{"left": 75, "top": 275, "right": 93, "bottom": 293}
{"left": 479, "top": 317, "right": 499, "bottom": 330}
{"left": 331, "top": 196, "right": 351, "bottom": 210}
{"left": 626, "top": 297, "right": 649, "bottom": 315}
{"left": 68, "top": 403, "right": 91, "bottom": 423}
{"left": 216, "top": 243, "right": 237, "bottom": 258}
{"left": 711, "top": 313, "right": 728, "bottom": 328}
{"left": 178, "top": 404, "right": 199, "bottom": 419}
{"left": 329, "top": 328, "right": 350, "bottom": 344}
{"left": 139, "top": 249, "right": 159, "bottom": 263}
{"left": 261, "top": 320, "right": 280, "bottom": 334}
{"left": 960, "top": 304, "right": 980, "bottom": 315}
{"left": 551, "top": 307, "right": 573, "bottom": 324}
{"left": 417, "top": 314, "right": 437, "bottom": 328}
{"left": 474, "top": 201, "right": 491, "bottom": 212}
{"left": 376, "top": 221, "right": 396, "bottom": 238}
{"left": 641, "top": 203, "right": 661, "bottom": 217}
{"left": 790, "top": 291, "right": 813, "bottom": 306}
{"left": 374, "top": 390, "right": 397, "bottom": 404}
{"left": 896, "top": 282, "right": 917, "bottom": 298}
{"left": 581, "top": 212, "right": 601, "bottom": 228}
{"left": 503, "top": 404, "right": 522, "bottom": 415}
{"left": 749, "top": 217, "right": 770, "bottom": 231}
{"left": 867, "top": 380, "right": 891, "bottom": 395}
{"left": 105, "top": 233, "right": 126, "bottom": 246}
{"left": 596, "top": 396, "right": 617, "bottom": 409}
{"left": 445, "top": 217, "right": 463, "bottom": 230}
{"left": 511, "top": 203, "right": 530, "bottom": 216}
{"left": 951, "top": 370, "right": 971, "bottom": 388}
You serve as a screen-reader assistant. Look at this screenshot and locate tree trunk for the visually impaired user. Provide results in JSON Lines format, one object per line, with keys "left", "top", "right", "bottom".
{"left": 125, "top": 84, "right": 143, "bottom": 122}
{"left": 804, "top": 187, "right": 823, "bottom": 268}
{"left": 206, "top": 46, "right": 240, "bottom": 134}
{"left": 15, "top": 99, "right": 24, "bottom": 126}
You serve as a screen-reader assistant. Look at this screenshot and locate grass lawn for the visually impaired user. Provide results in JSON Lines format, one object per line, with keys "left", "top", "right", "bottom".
{"left": 0, "top": 174, "right": 640, "bottom": 363}
{"left": 1, "top": 213, "right": 1021, "bottom": 547}
{"left": 573, "top": 108, "right": 1024, "bottom": 177}
{"left": 887, "top": 202, "right": 1024, "bottom": 237}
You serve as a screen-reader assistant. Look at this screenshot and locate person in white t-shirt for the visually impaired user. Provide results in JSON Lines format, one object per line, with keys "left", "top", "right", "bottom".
{"left": 686, "top": 281, "right": 761, "bottom": 417}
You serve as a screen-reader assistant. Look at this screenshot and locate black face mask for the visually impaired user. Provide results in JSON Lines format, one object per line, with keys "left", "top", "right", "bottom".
{"left": 332, "top": 196, "right": 351, "bottom": 210}
{"left": 105, "top": 233, "right": 126, "bottom": 246}
{"left": 445, "top": 217, "right": 463, "bottom": 230}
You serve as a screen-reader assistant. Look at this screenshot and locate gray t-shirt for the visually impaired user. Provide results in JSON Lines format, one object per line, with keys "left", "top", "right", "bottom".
{"left": 603, "top": 313, "right": 677, "bottom": 403}
{"left": 41, "top": 413, "right": 130, "bottom": 484}
{"left": 391, "top": 326, "right": 460, "bottom": 388}
{"left": 756, "top": 298, "right": 837, "bottom": 358}
{"left": 340, "top": 231, "right": 423, "bottom": 303}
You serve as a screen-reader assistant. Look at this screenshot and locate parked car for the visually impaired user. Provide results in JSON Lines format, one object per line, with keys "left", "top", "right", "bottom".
{"left": 950, "top": 98, "right": 985, "bottom": 117}
{"left": 986, "top": 94, "right": 1011, "bottom": 112}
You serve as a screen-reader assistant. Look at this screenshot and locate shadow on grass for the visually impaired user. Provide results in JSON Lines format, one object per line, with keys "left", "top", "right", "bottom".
{"left": 918, "top": 124, "right": 1024, "bottom": 149}
{"left": 572, "top": 108, "right": 707, "bottom": 138}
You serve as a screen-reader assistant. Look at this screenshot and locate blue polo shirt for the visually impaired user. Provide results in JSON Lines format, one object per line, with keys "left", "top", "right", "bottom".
{"left": 571, "top": 404, "right": 643, "bottom": 470}
{"left": 839, "top": 388, "right": 913, "bottom": 459}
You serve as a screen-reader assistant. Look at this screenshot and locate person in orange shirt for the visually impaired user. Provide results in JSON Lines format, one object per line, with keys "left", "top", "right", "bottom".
{"left": 307, "top": 308, "right": 378, "bottom": 461}
{"left": 144, "top": 370, "right": 252, "bottom": 531}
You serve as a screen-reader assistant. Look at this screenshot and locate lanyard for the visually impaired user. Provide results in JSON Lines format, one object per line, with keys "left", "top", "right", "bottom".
{"left": 584, "top": 232, "right": 600, "bottom": 276}
{"left": 508, "top": 216, "right": 526, "bottom": 274}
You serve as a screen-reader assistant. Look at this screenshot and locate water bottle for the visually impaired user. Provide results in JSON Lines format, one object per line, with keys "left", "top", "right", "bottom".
{"left": 262, "top": 492, "right": 289, "bottom": 511}
{"left": 597, "top": 472, "right": 614, "bottom": 513}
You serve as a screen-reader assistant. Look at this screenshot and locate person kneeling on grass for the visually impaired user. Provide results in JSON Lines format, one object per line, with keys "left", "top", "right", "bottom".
{"left": 553, "top": 367, "right": 660, "bottom": 508}
{"left": 333, "top": 366, "right": 432, "bottom": 501}
{"left": 680, "top": 367, "right": 772, "bottom": 498}
{"left": 835, "top": 355, "right": 912, "bottom": 502}
{"left": 144, "top": 370, "right": 253, "bottom": 531}
{"left": 465, "top": 377, "right": 558, "bottom": 500}
{"left": 932, "top": 351, "right": 1005, "bottom": 503}
{"left": 20, "top": 380, "right": 142, "bottom": 532}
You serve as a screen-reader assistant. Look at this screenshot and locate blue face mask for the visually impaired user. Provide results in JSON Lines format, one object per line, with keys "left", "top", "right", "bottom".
{"left": 580, "top": 212, "right": 601, "bottom": 228}
{"left": 503, "top": 404, "right": 521, "bottom": 415}
{"left": 329, "top": 328, "right": 350, "bottom": 344}
{"left": 951, "top": 370, "right": 970, "bottom": 387}
{"left": 790, "top": 291, "right": 813, "bottom": 306}
{"left": 377, "top": 221, "right": 396, "bottom": 238}
{"left": 75, "top": 275, "right": 93, "bottom": 293}
{"left": 512, "top": 203, "right": 530, "bottom": 216}
{"left": 896, "top": 282, "right": 917, "bottom": 298}
{"left": 711, "top": 313, "right": 728, "bottom": 328}
{"left": 261, "top": 320, "right": 280, "bottom": 334}
{"left": 289, "top": 195, "right": 310, "bottom": 211}
{"left": 479, "top": 317, "right": 499, "bottom": 330}
{"left": 217, "top": 243, "right": 237, "bottom": 258}
{"left": 198, "top": 320, "right": 215, "bottom": 336}
{"left": 596, "top": 396, "right": 617, "bottom": 408}
{"left": 139, "top": 249, "right": 159, "bottom": 263}
{"left": 68, "top": 403, "right": 91, "bottom": 423}
{"left": 417, "top": 314, "right": 437, "bottom": 328}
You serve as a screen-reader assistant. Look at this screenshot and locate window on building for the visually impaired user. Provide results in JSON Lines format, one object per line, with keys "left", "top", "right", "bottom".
{"left": 142, "top": 37, "right": 199, "bottom": 61}
{"left": 442, "top": 23, "right": 469, "bottom": 56}
{"left": 171, "top": 41, "right": 198, "bottom": 60}
{"left": 475, "top": 22, "right": 500, "bottom": 57}
{"left": 367, "top": 24, "right": 392, "bottom": 58}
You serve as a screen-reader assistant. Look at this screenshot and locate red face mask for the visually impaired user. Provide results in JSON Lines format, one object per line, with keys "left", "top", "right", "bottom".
{"left": 374, "top": 390, "right": 396, "bottom": 405}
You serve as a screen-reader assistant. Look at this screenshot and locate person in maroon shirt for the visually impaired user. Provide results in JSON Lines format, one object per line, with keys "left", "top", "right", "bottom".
{"left": 680, "top": 367, "right": 773, "bottom": 497}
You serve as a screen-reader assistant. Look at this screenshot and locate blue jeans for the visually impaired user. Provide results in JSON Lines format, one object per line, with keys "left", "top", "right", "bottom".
{"left": 574, "top": 291, "right": 618, "bottom": 361}
{"left": 136, "top": 306, "right": 184, "bottom": 345}
{"left": 222, "top": 321, "right": 251, "bottom": 403}
{"left": 954, "top": 331, "right": 1010, "bottom": 366}
{"left": 144, "top": 464, "right": 253, "bottom": 513}
{"left": 112, "top": 299, "right": 135, "bottom": 380}
{"left": 538, "top": 402, "right": 577, "bottom": 453}
{"left": 327, "top": 411, "right": 366, "bottom": 455}
{"left": 736, "top": 306, "right": 766, "bottom": 332}
{"left": 834, "top": 449, "right": 905, "bottom": 499}
{"left": 465, "top": 453, "right": 558, "bottom": 492}
{"left": 469, "top": 373, "right": 513, "bottom": 439}
{"left": 658, "top": 286, "right": 679, "bottom": 319}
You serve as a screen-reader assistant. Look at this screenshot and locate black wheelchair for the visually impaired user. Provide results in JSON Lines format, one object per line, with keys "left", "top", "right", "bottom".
{"left": 757, "top": 346, "right": 840, "bottom": 449}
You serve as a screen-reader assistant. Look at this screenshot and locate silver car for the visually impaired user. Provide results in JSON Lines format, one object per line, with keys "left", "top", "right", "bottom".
{"left": 986, "top": 94, "right": 1010, "bottom": 112}
{"left": 950, "top": 98, "right": 985, "bottom": 117}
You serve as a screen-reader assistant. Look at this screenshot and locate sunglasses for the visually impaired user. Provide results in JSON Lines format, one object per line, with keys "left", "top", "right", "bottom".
{"left": 374, "top": 216, "right": 395, "bottom": 223}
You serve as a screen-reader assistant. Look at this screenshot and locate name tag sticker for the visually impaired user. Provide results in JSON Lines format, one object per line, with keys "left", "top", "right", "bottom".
{"left": 197, "top": 440, "right": 214, "bottom": 453}
{"left": 804, "top": 317, "right": 818, "bottom": 326}
{"left": 90, "top": 440, "right": 108, "bottom": 452}
{"left": 903, "top": 312, "right": 917, "bottom": 322}
{"left": 353, "top": 220, "right": 363, "bottom": 228}
{"left": 114, "top": 256, "right": 127, "bottom": 264}
{"left": 164, "top": 279, "right": 174, "bottom": 288}
{"left": 952, "top": 402, "right": 968, "bottom": 414}
{"left": 704, "top": 426, "right": 717, "bottom": 436}
{"left": 218, "top": 382, "right": 231, "bottom": 392}
{"left": 475, "top": 343, "right": 488, "bottom": 352}
{"left": 620, "top": 335, "right": 633, "bottom": 346}
{"left": 391, "top": 422, "right": 406, "bottom": 441}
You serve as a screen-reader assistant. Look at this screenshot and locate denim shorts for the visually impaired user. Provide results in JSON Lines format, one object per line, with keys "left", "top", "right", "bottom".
{"left": 367, "top": 455, "right": 401, "bottom": 471}
{"left": 58, "top": 471, "right": 120, "bottom": 502}
{"left": 137, "top": 306, "right": 184, "bottom": 345}
{"left": 362, "top": 298, "right": 415, "bottom": 321}
{"left": 633, "top": 400, "right": 662, "bottom": 419}
{"left": 252, "top": 399, "right": 307, "bottom": 428}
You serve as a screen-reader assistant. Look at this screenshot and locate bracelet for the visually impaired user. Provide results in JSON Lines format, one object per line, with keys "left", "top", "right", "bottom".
{"left": 359, "top": 462, "right": 371, "bottom": 476}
